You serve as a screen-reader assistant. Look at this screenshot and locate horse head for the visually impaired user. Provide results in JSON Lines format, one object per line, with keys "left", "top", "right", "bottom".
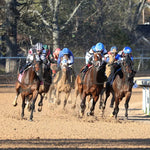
{"left": 32, "top": 54, "right": 41, "bottom": 76}
{"left": 93, "top": 52, "right": 103, "bottom": 71}
{"left": 121, "top": 54, "right": 135, "bottom": 79}
{"left": 61, "top": 56, "right": 69, "bottom": 70}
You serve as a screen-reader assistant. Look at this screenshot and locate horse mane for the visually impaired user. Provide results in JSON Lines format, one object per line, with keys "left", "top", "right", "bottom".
{"left": 114, "top": 55, "right": 135, "bottom": 83}
{"left": 124, "top": 54, "right": 133, "bottom": 68}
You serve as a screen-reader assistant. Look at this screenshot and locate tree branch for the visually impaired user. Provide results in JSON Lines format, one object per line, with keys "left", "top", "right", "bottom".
{"left": 48, "top": 0, "right": 54, "bottom": 11}
{"left": 60, "top": 0, "right": 87, "bottom": 30}
{"left": 28, "top": 9, "right": 52, "bottom": 31}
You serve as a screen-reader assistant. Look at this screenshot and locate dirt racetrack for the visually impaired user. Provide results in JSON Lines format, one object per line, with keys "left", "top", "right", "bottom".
{"left": 0, "top": 85, "right": 150, "bottom": 150}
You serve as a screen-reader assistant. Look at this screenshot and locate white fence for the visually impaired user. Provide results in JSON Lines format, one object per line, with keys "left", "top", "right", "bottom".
{"left": 136, "top": 79, "right": 150, "bottom": 115}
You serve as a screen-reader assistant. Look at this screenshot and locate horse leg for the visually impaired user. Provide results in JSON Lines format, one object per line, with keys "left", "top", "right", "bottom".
{"left": 99, "top": 88, "right": 110, "bottom": 118}
{"left": 87, "top": 95, "right": 99, "bottom": 116}
{"left": 71, "top": 85, "right": 79, "bottom": 109}
{"left": 44, "top": 93, "right": 47, "bottom": 100}
{"left": 38, "top": 93, "right": 44, "bottom": 112}
{"left": 112, "top": 97, "right": 120, "bottom": 119}
{"left": 80, "top": 93, "right": 86, "bottom": 117}
{"left": 99, "top": 88, "right": 105, "bottom": 109}
{"left": 30, "top": 90, "right": 38, "bottom": 121}
{"left": 110, "top": 91, "right": 115, "bottom": 108}
{"left": 48, "top": 84, "right": 55, "bottom": 103}
{"left": 25, "top": 95, "right": 32, "bottom": 111}
{"left": 13, "top": 83, "right": 21, "bottom": 106}
{"left": 63, "top": 92, "right": 70, "bottom": 109}
{"left": 124, "top": 92, "right": 131, "bottom": 119}
{"left": 55, "top": 87, "right": 61, "bottom": 105}
{"left": 13, "top": 93, "right": 19, "bottom": 106}
{"left": 21, "top": 94, "right": 26, "bottom": 119}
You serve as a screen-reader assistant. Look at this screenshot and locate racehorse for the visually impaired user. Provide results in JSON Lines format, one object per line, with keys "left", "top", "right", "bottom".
{"left": 73, "top": 52, "right": 106, "bottom": 117}
{"left": 100, "top": 54, "right": 136, "bottom": 119}
{"left": 48, "top": 55, "right": 72, "bottom": 109}
{"left": 13, "top": 57, "right": 40, "bottom": 121}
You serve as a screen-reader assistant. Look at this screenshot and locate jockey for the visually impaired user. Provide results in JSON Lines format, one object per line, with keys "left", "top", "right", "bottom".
{"left": 19, "top": 48, "right": 34, "bottom": 74}
{"left": 118, "top": 46, "right": 133, "bottom": 61}
{"left": 82, "top": 42, "right": 107, "bottom": 73}
{"left": 96, "top": 42, "right": 107, "bottom": 56}
{"left": 35, "top": 42, "right": 43, "bottom": 61}
{"left": 57, "top": 48, "right": 75, "bottom": 88}
{"left": 105, "top": 46, "right": 121, "bottom": 83}
{"left": 53, "top": 48, "right": 61, "bottom": 61}
{"left": 57, "top": 48, "right": 74, "bottom": 67}
{"left": 85, "top": 45, "right": 96, "bottom": 65}
{"left": 122, "top": 46, "right": 133, "bottom": 61}
{"left": 51, "top": 48, "right": 61, "bottom": 76}
{"left": 26, "top": 48, "right": 34, "bottom": 64}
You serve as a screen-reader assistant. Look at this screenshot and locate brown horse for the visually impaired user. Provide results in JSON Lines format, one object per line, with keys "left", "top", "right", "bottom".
{"left": 73, "top": 52, "right": 106, "bottom": 117}
{"left": 48, "top": 55, "right": 73, "bottom": 109}
{"left": 13, "top": 58, "right": 41, "bottom": 121}
{"left": 100, "top": 54, "right": 136, "bottom": 119}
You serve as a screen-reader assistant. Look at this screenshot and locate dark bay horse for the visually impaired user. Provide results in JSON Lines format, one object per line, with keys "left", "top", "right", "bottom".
{"left": 37, "top": 64, "right": 52, "bottom": 111}
{"left": 74, "top": 53, "right": 106, "bottom": 117}
{"left": 100, "top": 54, "right": 136, "bottom": 119}
{"left": 13, "top": 59, "right": 40, "bottom": 121}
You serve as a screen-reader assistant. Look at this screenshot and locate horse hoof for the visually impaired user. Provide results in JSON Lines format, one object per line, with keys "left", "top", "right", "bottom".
{"left": 87, "top": 112, "right": 90, "bottom": 116}
{"left": 110, "top": 104, "right": 113, "bottom": 108}
{"left": 13, "top": 103, "right": 17, "bottom": 107}
{"left": 87, "top": 112, "right": 94, "bottom": 116}
{"left": 79, "top": 111, "right": 84, "bottom": 118}
{"left": 110, "top": 113, "right": 114, "bottom": 117}
{"left": 71, "top": 105, "right": 76, "bottom": 109}
{"left": 38, "top": 108, "right": 42, "bottom": 112}
{"left": 49, "top": 99, "right": 54, "bottom": 103}
{"left": 56, "top": 100, "right": 61, "bottom": 105}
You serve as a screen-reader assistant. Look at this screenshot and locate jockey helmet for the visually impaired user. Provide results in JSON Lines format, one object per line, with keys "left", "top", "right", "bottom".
{"left": 62, "top": 48, "right": 70, "bottom": 54}
{"left": 43, "top": 45, "right": 48, "bottom": 50}
{"left": 123, "top": 47, "right": 132, "bottom": 54}
{"left": 91, "top": 45, "right": 96, "bottom": 52}
{"left": 36, "top": 43, "right": 43, "bottom": 51}
{"left": 55, "top": 48, "right": 61, "bottom": 55}
{"left": 95, "top": 42, "right": 104, "bottom": 52}
{"left": 110, "top": 46, "right": 117, "bottom": 53}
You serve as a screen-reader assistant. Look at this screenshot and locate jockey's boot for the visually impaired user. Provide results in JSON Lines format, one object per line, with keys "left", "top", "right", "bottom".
{"left": 82, "top": 65, "right": 88, "bottom": 73}
{"left": 20, "top": 63, "right": 30, "bottom": 74}
{"left": 104, "top": 74, "right": 107, "bottom": 82}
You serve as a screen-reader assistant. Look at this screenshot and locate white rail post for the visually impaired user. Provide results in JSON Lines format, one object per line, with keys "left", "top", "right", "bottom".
{"left": 143, "top": 87, "right": 146, "bottom": 113}
{"left": 146, "top": 87, "right": 150, "bottom": 115}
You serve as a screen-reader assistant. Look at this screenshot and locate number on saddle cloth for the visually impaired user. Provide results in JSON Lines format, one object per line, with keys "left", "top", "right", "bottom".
{"left": 61, "top": 58, "right": 68, "bottom": 68}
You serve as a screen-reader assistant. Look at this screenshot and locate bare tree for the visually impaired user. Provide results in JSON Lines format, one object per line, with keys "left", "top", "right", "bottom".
{"left": 5, "top": 0, "right": 19, "bottom": 72}
{"left": 25, "top": 0, "right": 87, "bottom": 50}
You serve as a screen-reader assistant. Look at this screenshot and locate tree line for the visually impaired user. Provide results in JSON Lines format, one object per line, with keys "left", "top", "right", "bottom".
{"left": 0, "top": 0, "right": 148, "bottom": 57}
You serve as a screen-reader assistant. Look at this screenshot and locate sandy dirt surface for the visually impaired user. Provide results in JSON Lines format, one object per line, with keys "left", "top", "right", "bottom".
{"left": 0, "top": 85, "right": 150, "bottom": 150}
